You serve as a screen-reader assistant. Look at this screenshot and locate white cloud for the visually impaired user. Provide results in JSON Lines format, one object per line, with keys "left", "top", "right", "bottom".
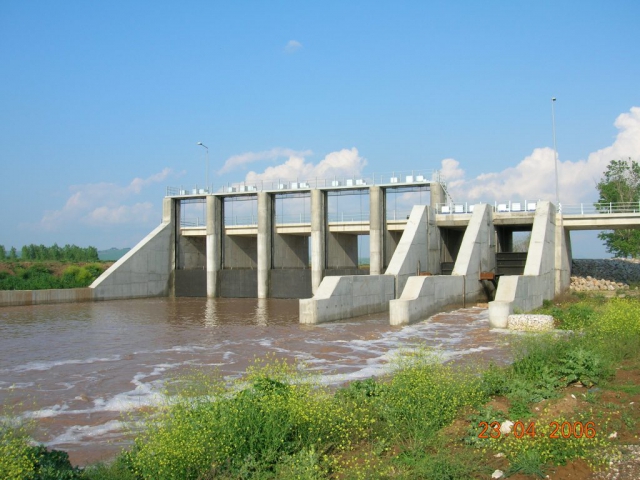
{"left": 40, "top": 168, "right": 174, "bottom": 230}
{"left": 244, "top": 148, "right": 367, "bottom": 185}
{"left": 284, "top": 40, "right": 303, "bottom": 54}
{"left": 218, "top": 148, "right": 312, "bottom": 174}
{"left": 85, "top": 203, "right": 155, "bottom": 225}
{"left": 443, "top": 106, "right": 640, "bottom": 205}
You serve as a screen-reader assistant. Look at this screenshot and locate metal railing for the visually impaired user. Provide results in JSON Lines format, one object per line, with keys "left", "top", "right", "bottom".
{"left": 167, "top": 169, "right": 443, "bottom": 196}
{"left": 435, "top": 200, "right": 539, "bottom": 215}
{"left": 561, "top": 202, "right": 640, "bottom": 215}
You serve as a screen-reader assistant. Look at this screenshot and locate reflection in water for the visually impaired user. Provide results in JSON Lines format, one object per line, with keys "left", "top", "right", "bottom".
{"left": 0, "top": 298, "right": 512, "bottom": 466}
{"left": 255, "top": 298, "right": 268, "bottom": 326}
{"left": 204, "top": 298, "right": 217, "bottom": 327}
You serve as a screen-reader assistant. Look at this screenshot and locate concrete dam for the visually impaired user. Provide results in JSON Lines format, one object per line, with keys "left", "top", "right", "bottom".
{"left": 76, "top": 173, "right": 640, "bottom": 327}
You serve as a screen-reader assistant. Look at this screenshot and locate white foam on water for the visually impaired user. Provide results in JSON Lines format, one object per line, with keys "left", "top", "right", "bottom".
{"left": 39, "top": 382, "right": 77, "bottom": 392}
{"left": 0, "top": 381, "right": 35, "bottom": 390}
{"left": 6, "top": 355, "right": 122, "bottom": 373}
{"left": 46, "top": 420, "right": 126, "bottom": 447}
{"left": 28, "top": 404, "right": 70, "bottom": 418}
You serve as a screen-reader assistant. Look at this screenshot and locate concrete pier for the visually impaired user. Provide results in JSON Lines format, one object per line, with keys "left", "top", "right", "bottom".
{"left": 311, "top": 189, "right": 326, "bottom": 294}
{"left": 257, "top": 192, "right": 273, "bottom": 298}
{"left": 206, "top": 195, "right": 222, "bottom": 298}
{"left": 369, "top": 186, "right": 385, "bottom": 275}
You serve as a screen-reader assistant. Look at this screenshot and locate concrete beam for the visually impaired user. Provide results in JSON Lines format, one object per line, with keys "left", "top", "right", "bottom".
{"left": 563, "top": 213, "right": 640, "bottom": 230}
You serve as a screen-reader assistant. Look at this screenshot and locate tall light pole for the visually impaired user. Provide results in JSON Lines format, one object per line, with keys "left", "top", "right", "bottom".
{"left": 551, "top": 98, "right": 560, "bottom": 210}
{"left": 197, "top": 142, "right": 209, "bottom": 193}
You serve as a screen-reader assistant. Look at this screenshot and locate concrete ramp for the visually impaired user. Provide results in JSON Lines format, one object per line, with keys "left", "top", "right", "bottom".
{"left": 299, "top": 275, "right": 395, "bottom": 324}
{"left": 389, "top": 203, "right": 495, "bottom": 325}
{"left": 91, "top": 199, "right": 174, "bottom": 300}
{"left": 489, "top": 201, "right": 556, "bottom": 327}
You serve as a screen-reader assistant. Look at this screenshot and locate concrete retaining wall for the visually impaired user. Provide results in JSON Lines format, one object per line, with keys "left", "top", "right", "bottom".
{"left": 299, "top": 275, "right": 395, "bottom": 324}
{"left": 389, "top": 276, "right": 464, "bottom": 325}
{"left": 0, "top": 288, "right": 94, "bottom": 307}
{"left": 489, "top": 201, "right": 557, "bottom": 327}
{"left": 91, "top": 220, "right": 174, "bottom": 300}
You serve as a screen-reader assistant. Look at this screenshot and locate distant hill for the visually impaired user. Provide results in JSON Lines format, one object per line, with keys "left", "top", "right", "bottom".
{"left": 98, "top": 248, "right": 131, "bottom": 261}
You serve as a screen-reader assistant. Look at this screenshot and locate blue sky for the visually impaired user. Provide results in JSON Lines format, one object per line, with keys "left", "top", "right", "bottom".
{"left": 1, "top": 1, "right": 639, "bottom": 256}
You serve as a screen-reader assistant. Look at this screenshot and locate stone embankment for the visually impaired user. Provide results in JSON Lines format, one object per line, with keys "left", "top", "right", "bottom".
{"left": 570, "top": 258, "right": 640, "bottom": 292}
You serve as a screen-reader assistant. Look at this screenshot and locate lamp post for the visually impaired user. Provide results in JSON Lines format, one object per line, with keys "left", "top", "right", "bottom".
{"left": 551, "top": 98, "right": 560, "bottom": 210}
{"left": 197, "top": 142, "right": 209, "bottom": 193}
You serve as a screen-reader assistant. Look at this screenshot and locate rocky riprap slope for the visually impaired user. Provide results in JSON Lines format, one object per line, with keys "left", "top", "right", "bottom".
{"left": 571, "top": 258, "right": 640, "bottom": 291}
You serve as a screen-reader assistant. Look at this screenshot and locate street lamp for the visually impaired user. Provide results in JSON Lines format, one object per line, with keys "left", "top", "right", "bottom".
{"left": 551, "top": 98, "right": 560, "bottom": 210}
{"left": 197, "top": 142, "right": 209, "bottom": 193}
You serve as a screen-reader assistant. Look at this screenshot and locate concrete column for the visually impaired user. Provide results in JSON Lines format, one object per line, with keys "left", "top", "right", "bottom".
{"left": 206, "top": 195, "right": 223, "bottom": 298}
{"left": 311, "top": 189, "right": 326, "bottom": 294}
{"left": 162, "top": 197, "right": 173, "bottom": 223}
{"left": 426, "top": 207, "right": 442, "bottom": 274}
{"left": 164, "top": 197, "right": 177, "bottom": 296}
{"left": 430, "top": 182, "right": 446, "bottom": 208}
{"left": 257, "top": 192, "right": 273, "bottom": 298}
{"left": 554, "top": 214, "right": 571, "bottom": 295}
{"left": 369, "top": 186, "right": 385, "bottom": 275}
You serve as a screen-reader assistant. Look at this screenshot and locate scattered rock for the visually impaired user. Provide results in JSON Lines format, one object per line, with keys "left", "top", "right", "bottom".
{"left": 508, "top": 314, "right": 555, "bottom": 331}
{"left": 570, "top": 258, "right": 640, "bottom": 292}
{"left": 491, "top": 469, "right": 504, "bottom": 479}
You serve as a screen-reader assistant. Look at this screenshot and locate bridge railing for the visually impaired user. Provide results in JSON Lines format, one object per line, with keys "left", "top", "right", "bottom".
{"left": 435, "top": 201, "right": 540, "bottom": 214}
{"left": 180, "top": 217, "right": 204, "bottom": 227}
{"left": 561, "top": 202, "right": 640, "bottom": 215}
{"left": 167, "top": 169, "right": 444, "bottom": 196}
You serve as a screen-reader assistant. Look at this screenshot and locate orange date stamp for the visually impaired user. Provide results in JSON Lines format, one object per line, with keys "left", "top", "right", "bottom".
{"left": 478, "top": 421, "right": 596, "bottom": 439}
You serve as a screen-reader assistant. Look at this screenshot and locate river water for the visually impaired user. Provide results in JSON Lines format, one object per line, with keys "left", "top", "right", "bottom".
{"left": 0, "top": 298, "right": 513, "bottom": 466}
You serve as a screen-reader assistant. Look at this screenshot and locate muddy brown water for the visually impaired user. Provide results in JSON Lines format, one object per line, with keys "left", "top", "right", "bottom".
{"left": 0, "top": 298, "right": 514, "bottom": 466}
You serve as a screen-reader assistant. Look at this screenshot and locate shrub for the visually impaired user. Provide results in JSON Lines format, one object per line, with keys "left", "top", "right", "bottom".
{"left": 0, "top": 419, "right": 36, "bottom": 480}
{"left": 379, "top": 350, "right": 486, "bottom": 444}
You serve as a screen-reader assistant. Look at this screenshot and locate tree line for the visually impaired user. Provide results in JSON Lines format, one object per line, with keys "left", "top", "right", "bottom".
{"left": 597, "top": 158, "right": 640, "bottom": 258}
{"left": 0, "top": 244, "right": 99, "bottom": 262}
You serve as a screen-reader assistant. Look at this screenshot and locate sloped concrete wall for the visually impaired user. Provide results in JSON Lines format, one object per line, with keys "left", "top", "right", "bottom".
{"left": 385, "top": 205, "right": 428, "bottom": 294}
{"left": 489, "top": 201, "right": 557, "bottom": 327}
{"left": 299, "top": 275, "right": 395, "bottom": 324}
{"left": 91, "top": 221, "right": 174, "bottom": 300}
{"left": 389, "top": 203, "right": 493, "bottom": 325}
{"left": 452, "top": 203, "right": 495, "bottom": 303}
{"left": 389, "top": 276, "right": 464, "bottom": 325}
